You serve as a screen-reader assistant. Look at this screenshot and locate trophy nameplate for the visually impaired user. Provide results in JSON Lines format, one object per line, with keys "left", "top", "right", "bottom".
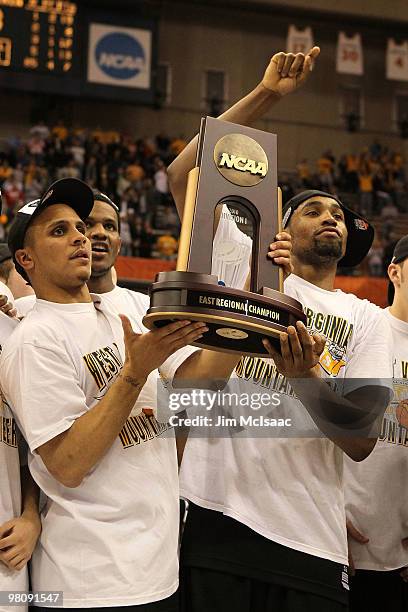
{"left": 142, "top": 117, "right": 305, "bottom": 357}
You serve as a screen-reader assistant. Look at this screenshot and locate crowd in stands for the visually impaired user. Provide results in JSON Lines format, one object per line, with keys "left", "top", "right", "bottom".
{"left": 0, "top": 121, "right": 187, "bottom": 260}
{"left": 0, "top": 122, "right": 405, "bottom": 276}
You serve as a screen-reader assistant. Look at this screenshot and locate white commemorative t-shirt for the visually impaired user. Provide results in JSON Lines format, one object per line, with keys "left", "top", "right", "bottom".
{"left": 15, "top": 295, "right": 36, "bottom": 318}
{"left": 98, "top": 285, "right": 198, "bottom": 389}
{"left": 0, "top": 297, "right": 179, "bottom": 608}
{"left": 344, "top": 308, "right": 408, "bottom": 570}
{"left": 0, "top": 312, "right": 27, "bottom": 612}
{"left": 174, "top": 210, "right": 393, "bottom": 565}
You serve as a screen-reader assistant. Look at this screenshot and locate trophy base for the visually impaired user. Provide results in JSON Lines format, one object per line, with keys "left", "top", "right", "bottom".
{"left": 142, "top": 271, "right": 306, "bottom": 357}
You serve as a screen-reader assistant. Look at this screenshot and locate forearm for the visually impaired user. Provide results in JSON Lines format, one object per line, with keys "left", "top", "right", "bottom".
{"left": 174, "top": 349, "right": 240, "bottom": 389}
{"left": 289, "top": 371, "right": 386, "bottom": 461}
{"left": 168, "top": 84, "right": 281, "bottom": 215}
{"left": 20, "top": 466, "right": 40, "bottom": 520}
{"left": 38, "top": 370, "right": 146, "bottom": 487}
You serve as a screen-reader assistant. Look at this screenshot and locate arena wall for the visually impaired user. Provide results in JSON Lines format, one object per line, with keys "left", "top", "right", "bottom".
{"left": 1, "top": 0, "right": 408, "bottom": 170}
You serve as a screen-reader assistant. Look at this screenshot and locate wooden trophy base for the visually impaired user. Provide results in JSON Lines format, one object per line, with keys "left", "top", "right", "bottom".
{"left": 142, "top": 271, "right": 306, "bottom": 357}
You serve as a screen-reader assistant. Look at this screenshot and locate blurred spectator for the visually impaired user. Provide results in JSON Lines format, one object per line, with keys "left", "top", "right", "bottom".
{"left": 380, "top": 196, "right": 399, "bottom": 241}
{"left": 2, "top": 173, "right": 24, "bottom": 219}
{"left": 154, "top": 159, "right": 168, "bottom": 195}
{"left": 170, "top": 136, "right": 187, "bottom": 156}
{"left": 0, "top": 159, "right": 13, "bottom": 184}
{"left": 317, "top": 150, "right": 334, "bottom": 191}
{"left": 30, "top": 120, "right": 50, "bottom": 140}
{"left": 345, "top": 153, "right": 359, "bottom": 192}
{"left": 296, "top": 158, "right": 311, "bottom": 188}
{"left": 84, "top": 155, "right": 98, "bottom": 187}
{"left": 52, "top": 119, "right": 68, "bottom": 141}
{"left": 156, "top": 234, "right": 178, "bottom": 260}
{"left": 126, "top": 159, "right": 145, "bottom": 184}
{"left": 70, "top": 138, "right": 86, "bottom": 169}
{"left": 358, "top": 162, "right": 374, "bottom": 216}
{"left": 57, "top": 159, "right": 80, "bottom": 180}
{"left": 367, "top": 238, "right": 384, "bottom": 277}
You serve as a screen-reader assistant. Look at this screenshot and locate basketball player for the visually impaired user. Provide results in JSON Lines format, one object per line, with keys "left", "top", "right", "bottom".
{"left": 0, "top": 177, "right": 211, "bottom": 612}
{"left": 0, "top": 239, "right": 40, "bottom": 611}
{"left": 168, "top": 48, "right": 394, "bottom": 611}
{"left": 344, "top": 235, "right": 408, "bottom": 611}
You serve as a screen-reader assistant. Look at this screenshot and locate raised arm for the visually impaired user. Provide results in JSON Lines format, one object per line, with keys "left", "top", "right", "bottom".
{"left": 168, "top": 46, "right": 320, "bottom": 216}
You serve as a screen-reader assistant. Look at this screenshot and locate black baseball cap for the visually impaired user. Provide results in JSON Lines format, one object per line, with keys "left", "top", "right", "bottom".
{"left": 282, "top": 190, "right": 374, "bottom": 267}
{"left": 388, "top": 235, "right": 408, "bottom": 305}
{"left": 92, "top": 189, "right": 119, "bottom": 213}
{"left": 8, "top": 178, "right": 94, "bottom": 279}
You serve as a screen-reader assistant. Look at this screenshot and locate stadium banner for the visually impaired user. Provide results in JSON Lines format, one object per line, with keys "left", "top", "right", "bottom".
{"left": 336, "top": 32, "right": 363, "bottom": 75}
{"left": 87, "top": 23, "right": 152, "bottom": 90}
{"left": 286, "top": 25, "right": 314, "bottom": 54}
{"left": 386, "top": 39, "right": 408, "bottom": 81}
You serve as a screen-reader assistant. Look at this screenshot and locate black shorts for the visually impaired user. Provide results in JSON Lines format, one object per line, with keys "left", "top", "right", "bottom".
{"left": 180, "top": 503, "right": 349, "bottom": 612}
{"left": 180, "top": 566, "right": 348, "bottom": 612}
{"left": 31, "top": 591, "right": 179, "bottom": 612}
{"left": 350, "top": 569, "right": 408, "bottom": 612}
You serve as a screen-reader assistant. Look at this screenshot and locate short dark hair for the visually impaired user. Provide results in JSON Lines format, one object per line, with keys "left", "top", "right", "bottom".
{"left": 0, "top": 258, "right": 13, "bottom": 284}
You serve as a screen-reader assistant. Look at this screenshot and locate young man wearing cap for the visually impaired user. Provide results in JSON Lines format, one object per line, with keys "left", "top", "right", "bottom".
{"left": 167, "top": 48, "right": 393, "bottom": 612}
{"left": 344, "top": 235, "right": 408, "bottom": 611}
{"left": 0, "top": 177, "right": 211, "bottom": 611}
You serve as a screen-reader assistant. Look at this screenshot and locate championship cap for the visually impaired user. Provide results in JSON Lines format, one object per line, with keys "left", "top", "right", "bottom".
{"left": 8, "top": 178, "right": 94, "bottom": 279}
{"left": 282, "top": 190, "right": 374, "bottom": 267}
{"left": 388, "top": 235, "right": 408, "bottom": 305}
{"left": 92, "top": 188, "right": 119, "bottom": 213}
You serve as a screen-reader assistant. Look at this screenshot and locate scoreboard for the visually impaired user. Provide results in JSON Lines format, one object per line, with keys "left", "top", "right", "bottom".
{"left": 0, "top": 1, "right": 156, "bottom": 103}
{"left": 0, "top": 1, "right": 77, "bottom": 75}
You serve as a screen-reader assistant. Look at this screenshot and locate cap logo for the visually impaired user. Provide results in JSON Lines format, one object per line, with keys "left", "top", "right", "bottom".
{"left": 354, "top": 219, "right": 369, "bottom": 230}
{"left": 42, "top": 189, "right": 54, "bottom": 204}
{"left": 282, "top": 207, "right": 292, "bottom": 228}
{"left": 18, "top": 199, "right": 40, "bottom": 216}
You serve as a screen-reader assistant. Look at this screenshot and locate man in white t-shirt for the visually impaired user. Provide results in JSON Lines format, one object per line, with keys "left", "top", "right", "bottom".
{"left": 0, "top": 310, "right": 41, "bottom": 612}
{"left": 167, "top": 48, "right": 393, "bottom": 612}
{"left": 0, "top": 214, "right": 41, "bottom": 612}
{"left": 0, "top": 177, "right": 212, "bottom": 612}
{"left": 344, "top": 235, "right": 408, "bottom": 611}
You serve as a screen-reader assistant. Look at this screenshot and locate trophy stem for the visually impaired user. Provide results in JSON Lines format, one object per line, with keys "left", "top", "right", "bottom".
{"left": 176, "top": 167, "right": 200, "bottom": 273}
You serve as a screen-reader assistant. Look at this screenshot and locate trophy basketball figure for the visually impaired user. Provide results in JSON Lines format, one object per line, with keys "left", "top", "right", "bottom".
{"left": 143, "top": 117, "right": 305, "bottom": 357}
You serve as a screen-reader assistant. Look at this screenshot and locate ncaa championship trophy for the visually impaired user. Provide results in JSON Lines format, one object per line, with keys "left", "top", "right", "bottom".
{"left": 143, "top": 117, "right": 305, "bottom": 356}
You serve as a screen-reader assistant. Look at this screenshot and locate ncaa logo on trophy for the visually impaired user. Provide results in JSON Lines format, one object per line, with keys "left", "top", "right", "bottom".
{"left": 143, "top": 117, "right": 305, "bottom": 356}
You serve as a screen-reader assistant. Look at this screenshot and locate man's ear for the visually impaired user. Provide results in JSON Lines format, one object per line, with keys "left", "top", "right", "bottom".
{"left": 15, "top": 248, "right": 35, "bottom": 276}
{"left": 115, "top": 237, "right": 122, "bottom": 257}
{"left": 388, "top": 263, "right": 401, "bottom": 289}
